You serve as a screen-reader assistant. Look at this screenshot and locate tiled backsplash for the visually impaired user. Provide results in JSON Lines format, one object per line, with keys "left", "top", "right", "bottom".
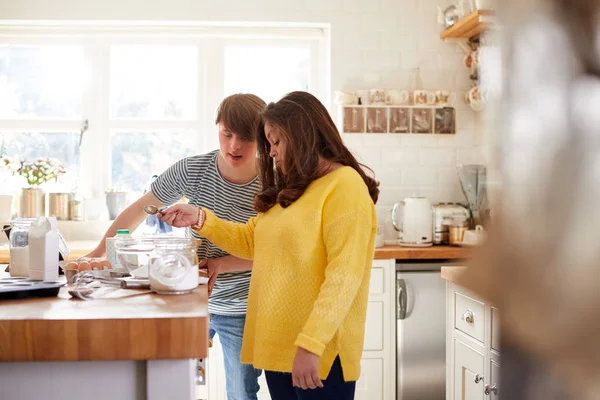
{"left": 4, "top": 0, "right": 484, "bottom": 216}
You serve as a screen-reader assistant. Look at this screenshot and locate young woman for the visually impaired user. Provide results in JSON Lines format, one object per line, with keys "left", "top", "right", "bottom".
{"left": 158, "top": 91, "right": 379, "bottom": 400}
{"left": 87, "top": 93, "right": 266, "bottom": 400}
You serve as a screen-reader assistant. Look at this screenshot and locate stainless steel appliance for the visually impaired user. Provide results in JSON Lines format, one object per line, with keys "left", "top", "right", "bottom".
{"left": 432, "top": 203, "right": 470, "bottom": 244}
{"left": 396, "top": 261, "right": 456, "bottom": 399}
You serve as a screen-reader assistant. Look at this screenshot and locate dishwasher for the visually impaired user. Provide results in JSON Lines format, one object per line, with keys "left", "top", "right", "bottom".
{"left": 396, "top": 260, "right": 459, "bottom": 399}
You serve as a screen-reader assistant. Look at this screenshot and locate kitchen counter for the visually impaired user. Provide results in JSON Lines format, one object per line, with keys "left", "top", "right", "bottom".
{"left": 0, "top": 273, "right": 208, "bottom": 400}
{"left": 0, "top": 278, "right": 208, "bottom": 362}
{"left": 441, "top": 265, "right": 468, "bottom": 283}
{"left": 374, "top": 245, "right": 471, "bottom": 260}
{"left": 1, "top": 243, "right": 471, "bottom": 263}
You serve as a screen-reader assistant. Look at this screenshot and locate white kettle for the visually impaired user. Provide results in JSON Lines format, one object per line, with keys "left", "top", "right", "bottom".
{"left": 392, "top": 196, "right": 433, "bottom": 247}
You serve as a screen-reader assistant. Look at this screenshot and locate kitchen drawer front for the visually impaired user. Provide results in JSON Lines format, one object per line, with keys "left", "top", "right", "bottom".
{"left": 454, "top": 291, "right": 485, "bottom": 343}
{"left": 369, "top": 266, "right": 385, "bottom": 295}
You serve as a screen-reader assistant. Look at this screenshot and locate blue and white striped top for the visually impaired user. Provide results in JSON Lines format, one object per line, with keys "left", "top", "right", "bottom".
{"left": 151, "top": 150, "right": 259, "bottom": 315}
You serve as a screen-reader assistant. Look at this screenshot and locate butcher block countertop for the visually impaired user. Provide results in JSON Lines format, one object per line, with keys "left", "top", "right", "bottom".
{"left": 0, "top": 273, "right": 209, "bottom": 362}
{"left": 0, "top": 243, "right": 471, "bottom": 263}
{"left": 441, "top": 266, "right": 468, "bottom": 283}
{"left": 373, "top": 245, "right": 471, "bottom": 260}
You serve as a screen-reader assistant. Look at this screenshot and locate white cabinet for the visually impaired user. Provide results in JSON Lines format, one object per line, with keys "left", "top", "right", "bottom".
{"left": 453, "top": 338, "right": 485, "bottom": 400}
{"left": 355, "top": 358, "right": 384, "bottom": 400}
{"left": 446, "top": 282, "right": 500, "bottom": 400}
{"left": 200, "top": 259, "right": 396, "bottom": 400}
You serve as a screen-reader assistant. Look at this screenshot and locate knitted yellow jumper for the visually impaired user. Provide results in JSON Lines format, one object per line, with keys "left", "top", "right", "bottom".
{"left": 196, "top": 166, "right": 377, "bottom": 381}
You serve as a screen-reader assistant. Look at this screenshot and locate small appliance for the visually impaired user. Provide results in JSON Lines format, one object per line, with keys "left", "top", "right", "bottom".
{"left": 392, "top": 196, "right": 433, "bottom": 247}
{"left": 432, "top": 203, "right": 470, "bottom": 245}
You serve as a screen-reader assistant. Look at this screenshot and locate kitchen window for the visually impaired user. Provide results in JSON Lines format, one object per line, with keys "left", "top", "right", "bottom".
{"left": 0, "top": 23, "right": 328, "bottom": 204}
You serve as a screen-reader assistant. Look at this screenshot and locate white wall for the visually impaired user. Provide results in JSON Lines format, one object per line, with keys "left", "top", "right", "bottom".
{"left": 0, "top": 0, "right": 482, "bottom": 213}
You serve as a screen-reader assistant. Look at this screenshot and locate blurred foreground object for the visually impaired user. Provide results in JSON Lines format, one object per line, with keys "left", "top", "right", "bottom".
{"left": 459, "top": 0, "right": 600, "bottom": 398}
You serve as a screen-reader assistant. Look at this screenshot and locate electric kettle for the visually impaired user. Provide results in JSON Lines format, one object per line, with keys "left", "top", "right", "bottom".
{"left": 392, "top": 196, "right": 433, "bottom": 247}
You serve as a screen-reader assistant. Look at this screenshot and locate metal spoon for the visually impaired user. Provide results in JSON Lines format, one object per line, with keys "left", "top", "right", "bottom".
{"left": 144, "top": 205, "right": 164, "bottom": 216}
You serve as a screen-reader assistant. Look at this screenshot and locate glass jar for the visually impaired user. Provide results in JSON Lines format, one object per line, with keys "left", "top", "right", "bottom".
{"left": 149, "top": 238, "right": 201, "bottom": 294}
{"left": 9, "top": 218, "right": 37, "bottom": 277}
{"left": 444, "top": 214, "right": 469, "bottom": 246}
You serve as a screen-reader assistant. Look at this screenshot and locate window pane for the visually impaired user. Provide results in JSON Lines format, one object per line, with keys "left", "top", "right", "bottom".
{"left": 0, "top": 46, "right": 85, "bottom": 119}
{"left": 110, "top": 46, "right": 198, "bottom": 119}
{"left": 224, "top": 46, "right": 310, "bottom": 103}
{"left": 0, "top": 132, "right": 80, "bottom": 190}
{"left": 111, "top": 131, "right": 196, "bottom": 193}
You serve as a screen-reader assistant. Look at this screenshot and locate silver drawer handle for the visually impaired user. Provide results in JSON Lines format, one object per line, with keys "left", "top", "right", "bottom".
{"left": 474, "top": 374, "right": 484, "bottom": 384}
{"left": 484, "top": 384, "right": 498, "bottom": 395}
{"left": 463, "top": 310, "right": 474, "bottom": 324}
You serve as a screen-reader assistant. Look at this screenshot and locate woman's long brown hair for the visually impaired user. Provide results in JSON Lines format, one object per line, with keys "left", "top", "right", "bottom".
{"left": 254, "top": 91, "right": 379, "bottom": 213}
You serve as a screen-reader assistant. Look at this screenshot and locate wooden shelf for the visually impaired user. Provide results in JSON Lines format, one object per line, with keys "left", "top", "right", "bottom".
{"left": 441, "top": 9, "right": 493, "bottom": 39}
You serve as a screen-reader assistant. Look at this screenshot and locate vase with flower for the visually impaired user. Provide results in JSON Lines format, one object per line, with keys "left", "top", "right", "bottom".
{"left": 15, "top": 158, "right": 66, "bottom": 218}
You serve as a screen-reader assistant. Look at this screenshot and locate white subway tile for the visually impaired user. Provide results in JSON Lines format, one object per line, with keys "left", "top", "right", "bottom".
{"left": 418, "top": 148, "right": 456, "bottom": 166}
{"left": 343, "top": 29, "right": 380, "bottom": 51}
{"left": 437, "top": 167, "right": 459, "bottom": 185}
{"left": 382, "top": 35, "right": 418, "bottom": 52}
{"left": 418, "top": 185, "right": 456, "bottom": 204}
{"left": 437, "top": 51, "right": 463, "bottom": 71}
{"left": 361, "top": 134, "right": 403, "bottom": 148}
{"left": 381, "top": 149, "right": 419, "bottom": 167}
{"left": 373, "top": 167, "right": 403, "bottom": 186}
{"left": 456, "top": 148, "right": 475, "bottom": 164}
{"left": 342, "top": 134, "right": 365, "bottom": 150}
{"left": 363, "top": 50, "right": 401, "bottom": 71}
{"left": 362, "top": 13, "right": 398, "bottom": 32}
{"left": 399, "top": 51, "right": 421, "bottom": 70}
{"left": 353, "top": 147, "right": 382, "bottom": 169}
{"left": 401, "top": 167, "right": 437, "bottom": 185}
{"left": 306, "top": 0, "right": 342, "bottom": 11}
{"left": 437, "top": 129, "right": 476, "bottom": 147}
{"left": 456, "top": 109, "right": 476, "bottom": 130}
{"left": 378, "top": 185, "right": 421, "bottom": 209}
{"left": 401, "top": 135, "right": 439, "bottom": 147}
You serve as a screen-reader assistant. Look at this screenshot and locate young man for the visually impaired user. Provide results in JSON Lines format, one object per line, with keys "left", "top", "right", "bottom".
{"left": 87, "top": 93, "right": 266, "bottom": 400}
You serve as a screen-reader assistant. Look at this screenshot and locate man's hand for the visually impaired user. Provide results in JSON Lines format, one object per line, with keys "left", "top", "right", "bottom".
{"left": 198, "top": 258, "right": 223, "bottom": 295}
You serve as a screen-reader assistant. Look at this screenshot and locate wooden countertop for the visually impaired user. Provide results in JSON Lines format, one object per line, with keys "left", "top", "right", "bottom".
{"left": 373, "top": 245, "right": 471, "bottom": 260}
{"left": 0, "top": 274, "right": 209, "bottom": 362}
{"left": 0, "top": 243, "right": 472, "bottom": 263}
{"left": 441, "top": 266, "right": 468, "bottom": 284}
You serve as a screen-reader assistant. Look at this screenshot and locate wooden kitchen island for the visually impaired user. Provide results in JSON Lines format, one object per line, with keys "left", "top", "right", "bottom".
{"left": 0, "top": 277, "right": 209, "bottom": 400}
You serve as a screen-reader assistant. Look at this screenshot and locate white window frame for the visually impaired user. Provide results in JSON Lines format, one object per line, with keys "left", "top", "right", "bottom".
{"left": 0, "top": 21, "right": 330, "bottom": 204}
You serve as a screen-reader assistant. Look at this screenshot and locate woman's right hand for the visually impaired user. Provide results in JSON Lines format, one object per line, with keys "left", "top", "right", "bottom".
{"left": 158, "top": 204, "right": 201, "bottom": 228}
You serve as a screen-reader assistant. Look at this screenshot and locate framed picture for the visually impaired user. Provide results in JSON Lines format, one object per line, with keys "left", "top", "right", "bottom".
{"left": 366, "top": 107, "right": 387, "bottom": 133}
{"left": 434, "top": 107, "right": 456, "bottom": 134}
{"left": 412, "top": 108, "right": 433, "bottom": 134}
{"left": 390, "top": 108, "right": 410, "bottom": 133}
{"left": 343, "top": 107, "right": 365, "bottom": 133}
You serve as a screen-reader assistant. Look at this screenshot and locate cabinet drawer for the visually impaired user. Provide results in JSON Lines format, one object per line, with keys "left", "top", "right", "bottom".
{"left": 363, "top": 301, "right": 384, "bottom": 351}
{"left": 369, "top": 267, "right": 384, "bottom": 295}
{"left": 454, "top": 291, "right": 485, "bottom": 343}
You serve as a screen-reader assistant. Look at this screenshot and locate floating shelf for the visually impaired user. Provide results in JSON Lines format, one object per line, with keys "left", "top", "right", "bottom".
{"left": 440, "top": 9, "right": 494, "bottom": 39}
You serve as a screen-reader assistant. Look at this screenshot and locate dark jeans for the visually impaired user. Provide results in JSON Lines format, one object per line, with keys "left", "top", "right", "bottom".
{"left": 265, "top": 356, "right": 356, "bottom": 400}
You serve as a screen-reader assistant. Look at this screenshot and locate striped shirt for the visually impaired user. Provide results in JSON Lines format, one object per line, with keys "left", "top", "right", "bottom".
{"left": 151, "top": 149, "right": 259, "bottom": 315}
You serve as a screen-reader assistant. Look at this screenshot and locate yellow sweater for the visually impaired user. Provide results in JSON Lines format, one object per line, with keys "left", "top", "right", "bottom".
{"left": 196, "top": 166, "right": 377, "bottom": 381}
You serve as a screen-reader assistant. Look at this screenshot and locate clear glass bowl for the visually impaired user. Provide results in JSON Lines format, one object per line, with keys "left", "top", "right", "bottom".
{"left": 115, "top": 237, "right": 201, "bottom": 294}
